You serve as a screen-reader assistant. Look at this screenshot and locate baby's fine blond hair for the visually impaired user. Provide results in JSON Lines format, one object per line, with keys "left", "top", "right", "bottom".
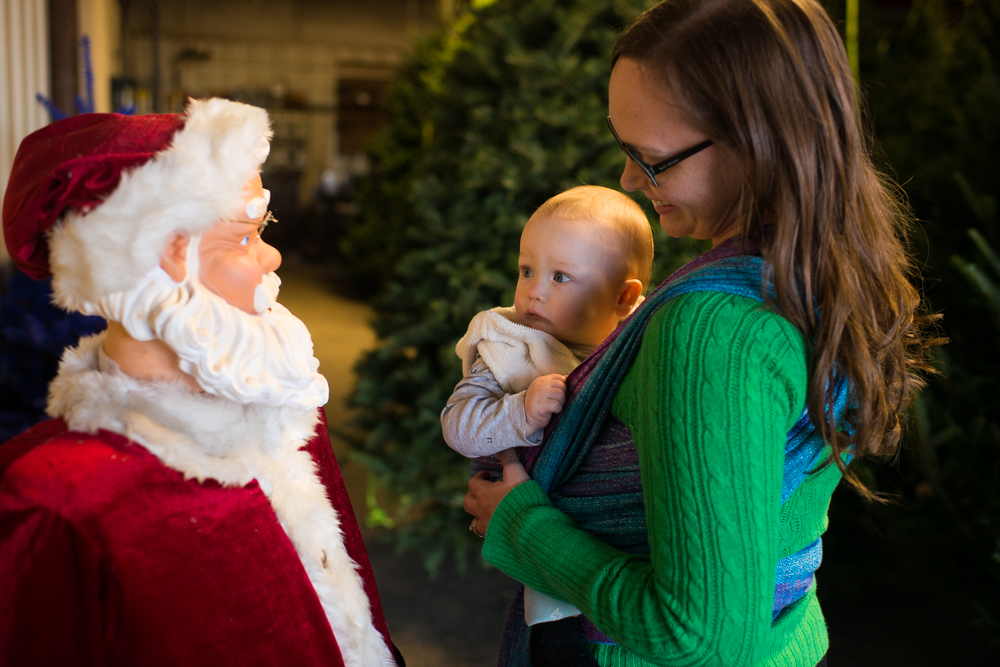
{"left": 531, "top": 185, "right": 654, "bottom": 289}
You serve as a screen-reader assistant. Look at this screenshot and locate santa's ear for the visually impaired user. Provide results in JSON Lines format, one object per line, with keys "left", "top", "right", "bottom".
{"left": 160, "top": 233, "right": 190, "bottom": 282}
{"left": 614, "top": 279, "right": 643, "bottom": 318}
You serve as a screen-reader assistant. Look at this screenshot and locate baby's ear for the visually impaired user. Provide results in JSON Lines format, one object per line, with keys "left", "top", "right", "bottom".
{"left": 615, "top": 279, "right": 643, "bottom": 318}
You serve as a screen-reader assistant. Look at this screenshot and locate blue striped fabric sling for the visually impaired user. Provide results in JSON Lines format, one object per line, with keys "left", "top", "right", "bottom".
{"left": 487, "top": 238, "right": 851, "bottom": 664}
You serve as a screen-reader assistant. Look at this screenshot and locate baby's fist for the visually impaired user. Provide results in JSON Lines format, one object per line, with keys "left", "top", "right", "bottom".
{"left": 524, "top": 374, "right": 567, "bottom": 431}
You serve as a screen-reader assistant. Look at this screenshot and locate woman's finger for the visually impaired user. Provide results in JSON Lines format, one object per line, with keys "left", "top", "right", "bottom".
{"left": 468, "top": 470, "right": 492, "bottom": 493}
{"left": 462, "top": 492, "right": 477, "bottom": 516}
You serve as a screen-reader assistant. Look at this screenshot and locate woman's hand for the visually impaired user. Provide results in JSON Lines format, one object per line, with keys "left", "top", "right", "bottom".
{"left": 464, "top": 449, "right": 530, "bottom": 538}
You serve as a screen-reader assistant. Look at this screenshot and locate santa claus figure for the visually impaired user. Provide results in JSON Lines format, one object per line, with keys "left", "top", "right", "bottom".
{"left": 0, "top": 99, "right": 401, "bottom": 667}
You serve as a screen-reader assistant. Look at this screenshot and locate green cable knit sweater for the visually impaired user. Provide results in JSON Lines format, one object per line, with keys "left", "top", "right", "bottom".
{"left": 483, "top": 290, "right": 843, "bottom": 666}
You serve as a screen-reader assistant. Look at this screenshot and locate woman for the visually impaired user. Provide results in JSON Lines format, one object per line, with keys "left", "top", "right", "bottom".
{"left": 463, "top": 0, "right": 938, "bottom": 665}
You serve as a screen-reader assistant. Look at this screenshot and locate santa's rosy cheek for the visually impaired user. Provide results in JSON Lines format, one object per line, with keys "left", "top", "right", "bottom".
{"left": 199, "top": 251, "right": 262, "bottom": 305}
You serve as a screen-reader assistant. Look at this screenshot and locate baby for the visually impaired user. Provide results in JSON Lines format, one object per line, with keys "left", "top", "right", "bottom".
{"left": 440, "top": 184, "right": 653, "bottom": 627}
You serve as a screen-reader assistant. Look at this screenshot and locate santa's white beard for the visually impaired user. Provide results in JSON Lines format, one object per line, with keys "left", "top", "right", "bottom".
{"left": 84, "top": 267, "right": 329, "bottom": 410}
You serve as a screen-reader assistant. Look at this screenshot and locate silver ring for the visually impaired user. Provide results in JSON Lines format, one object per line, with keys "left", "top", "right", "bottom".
{"left": 469, "top": 516, "right": 485, "bottom": 538}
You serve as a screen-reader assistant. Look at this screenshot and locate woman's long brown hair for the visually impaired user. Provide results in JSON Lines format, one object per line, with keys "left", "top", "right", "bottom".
{"left": 612, "top": 0, "right": 941, "bottom": 495}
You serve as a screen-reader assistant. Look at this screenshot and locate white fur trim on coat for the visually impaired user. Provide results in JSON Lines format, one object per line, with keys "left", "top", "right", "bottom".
{"left": 455, "top": 306, "right": 581, "bottom": 393}
{"left": 49, "top": 98, "right": 272, "bottom": 312}
{"left": 46, "top": 333, "right": 395, "bottom": 667}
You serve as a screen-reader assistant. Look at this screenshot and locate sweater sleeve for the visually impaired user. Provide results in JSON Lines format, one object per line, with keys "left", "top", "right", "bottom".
{"left": 483, "top": 291, "right": 808, "bottom": 666}
{"left": 440, "top": 356, "right": 543, "bottom": 457}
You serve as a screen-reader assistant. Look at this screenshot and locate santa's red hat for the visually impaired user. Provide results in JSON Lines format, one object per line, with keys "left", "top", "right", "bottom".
{"left": 2, "top": 98, "right": 271, "bottom": 311}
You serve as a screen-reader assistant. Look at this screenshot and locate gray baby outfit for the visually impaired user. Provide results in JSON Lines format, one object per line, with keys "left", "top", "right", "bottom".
{"left": 440, "top": 306, "right": 593, "bottom": 458}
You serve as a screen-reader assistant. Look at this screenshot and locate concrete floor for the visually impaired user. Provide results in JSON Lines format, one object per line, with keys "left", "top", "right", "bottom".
{"left": 277, "top": 261, "right": 520, "bottom": 667}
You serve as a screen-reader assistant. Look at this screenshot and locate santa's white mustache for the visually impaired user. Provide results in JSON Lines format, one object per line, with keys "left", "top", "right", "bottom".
{"left": 254, "top": 272, "right": 281, "bottom": 314}
{"left": 83, "top": 266, "right": 328, "bottom": 410}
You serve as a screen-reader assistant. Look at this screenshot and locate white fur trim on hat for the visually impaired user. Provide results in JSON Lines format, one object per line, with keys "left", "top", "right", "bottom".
{"left": 48, "top": 98, "right": 272, "bottom": 311}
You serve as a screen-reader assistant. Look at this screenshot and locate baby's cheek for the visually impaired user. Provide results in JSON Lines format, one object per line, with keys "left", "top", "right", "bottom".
{"left": 512, "top": 294, "right": 527, "bottom": 322}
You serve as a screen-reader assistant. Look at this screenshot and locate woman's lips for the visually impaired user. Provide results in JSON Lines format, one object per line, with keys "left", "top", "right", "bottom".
{"left": 651, "top": 199, "right": 675, "bottom": 214}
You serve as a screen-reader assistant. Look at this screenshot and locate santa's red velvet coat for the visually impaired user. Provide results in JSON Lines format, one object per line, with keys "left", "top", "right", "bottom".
{"left": 0, "top": 336, "right": 397, "bottom": 667}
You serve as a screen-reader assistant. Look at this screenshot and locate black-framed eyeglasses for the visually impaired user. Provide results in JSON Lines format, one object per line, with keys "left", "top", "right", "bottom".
{"left": 607, "top": 116, "right": 714, "bottom": 188}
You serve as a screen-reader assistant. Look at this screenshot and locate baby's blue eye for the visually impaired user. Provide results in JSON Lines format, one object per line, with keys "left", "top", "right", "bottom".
{"left": 521, "top": 267, "right": 533, "bottom": 278}
{"left": 553, "top": 272, "right": 571, "bottom": 283}
{"left": 240, "top": 236, "right": 250, "bottom": 246}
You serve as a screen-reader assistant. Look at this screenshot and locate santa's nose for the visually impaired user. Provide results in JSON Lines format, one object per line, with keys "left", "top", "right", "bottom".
{"left": 256, "top": 240, "right": 281, "bottom": 274}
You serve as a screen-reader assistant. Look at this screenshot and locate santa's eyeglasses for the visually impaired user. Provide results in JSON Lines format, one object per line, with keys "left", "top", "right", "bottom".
{"left": 227, "top": 210, "right": 278, "bottom": 231}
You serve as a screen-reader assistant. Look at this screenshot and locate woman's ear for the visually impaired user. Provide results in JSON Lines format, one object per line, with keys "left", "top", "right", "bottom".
{"left": 160, "top": 233, "right": 190, "bottom": 282}
{"left": 615, "top": 279, "right": 644, "bottom": 318}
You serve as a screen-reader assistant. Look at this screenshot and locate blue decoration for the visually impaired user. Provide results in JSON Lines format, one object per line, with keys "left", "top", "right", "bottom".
{"left": 34, "top": 93, "right": 68, "bottom": 121}
{"left": 0, "top": 271, "right": 106, "bottom": 441}
{"left": 36, "top": 34, "right": 135, "bottom": 121}
{"left": 75, "top": 35, "right": 95, "bottom": 114}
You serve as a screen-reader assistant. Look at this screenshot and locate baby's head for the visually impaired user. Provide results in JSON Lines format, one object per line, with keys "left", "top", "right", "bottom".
{"left": 515, "top": 185, "right": 653, "bottom": 346}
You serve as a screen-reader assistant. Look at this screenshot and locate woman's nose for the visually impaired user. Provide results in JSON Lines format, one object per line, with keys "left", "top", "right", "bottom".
{"left": 255, "top": 239, "right": 282, "bottom": 274}
{"left": 620, "top": 157, "right": 647, "bottom": 193}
